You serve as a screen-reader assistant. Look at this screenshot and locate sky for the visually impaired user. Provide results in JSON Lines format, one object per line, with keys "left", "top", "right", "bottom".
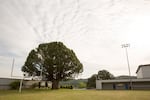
{"left": 1, "top": 0, "right": 150, "bottom": 79}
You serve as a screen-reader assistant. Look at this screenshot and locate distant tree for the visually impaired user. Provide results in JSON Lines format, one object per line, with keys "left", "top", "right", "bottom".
{"left": 87, "top": 70, "right": 114, "bottom": 88}
{"left": 22, "top": 42, "right": 83, "bottom": 89}
{"left": 78, "top": 82, "right": 87, "bottom": 88}
{"left": 87, "top": 74, "right": 97, "bottom": 88}
{"left": 97, "top": 70, "right": 114, "bottom": 80}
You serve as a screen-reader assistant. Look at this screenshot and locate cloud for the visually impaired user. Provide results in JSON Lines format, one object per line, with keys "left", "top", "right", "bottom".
{"left": 1, "top": 0, "right": 150, "bottom": 78}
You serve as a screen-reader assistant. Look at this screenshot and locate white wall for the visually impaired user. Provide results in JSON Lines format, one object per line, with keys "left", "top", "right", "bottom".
{"left": 142, "top": 66, "right": 150, "bottom": 78}
{"left": 137, "top": 66, "right": 150, "bottom": 78}
{"left": 137, "top": 68, "right": 143, "bottom": 78}
{"left": 96, "top": 80, "right": 102, "bottom": 90}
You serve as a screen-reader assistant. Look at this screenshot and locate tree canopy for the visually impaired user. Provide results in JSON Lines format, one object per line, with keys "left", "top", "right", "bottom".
{"left": 22, "top": 42, "right": 83, "bottom": 89}
{"left": 87, "top": 74, "right": 97, "bottom": 89}
{"left": 97, "top": 70, "right": 114, "bottom": 80}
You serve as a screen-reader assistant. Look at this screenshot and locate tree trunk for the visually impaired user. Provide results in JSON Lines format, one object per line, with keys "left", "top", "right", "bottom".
{"left": 52, "top": 80, "right": 59, "bottom": 89}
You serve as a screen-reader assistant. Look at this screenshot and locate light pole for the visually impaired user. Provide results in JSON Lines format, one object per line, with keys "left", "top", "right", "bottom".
{"left": 121, "top": 44, "right": 132, "bottom": 90}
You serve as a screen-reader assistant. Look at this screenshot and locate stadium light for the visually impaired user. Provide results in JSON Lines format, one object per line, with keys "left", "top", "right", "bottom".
{"left": 121, "top": 43, "right": 133, "bottom": 90}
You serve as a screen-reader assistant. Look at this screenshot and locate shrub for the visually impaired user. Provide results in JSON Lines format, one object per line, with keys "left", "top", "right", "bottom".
{"left": 31, "top": 83, "right": 38, "bottom": 89}
{"left": 9, "top": 81, "right": 20, "bottom": 89}
{"left": 78, "top": 82, "right": 87, "bottom": 88}
{"left": 60, "top": 85, "right": 73, "bottom": 89}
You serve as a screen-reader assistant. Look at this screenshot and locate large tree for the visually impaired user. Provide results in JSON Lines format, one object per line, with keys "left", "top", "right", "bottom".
{"left": 22, "top": 42, "right": 83, "bottom": 89}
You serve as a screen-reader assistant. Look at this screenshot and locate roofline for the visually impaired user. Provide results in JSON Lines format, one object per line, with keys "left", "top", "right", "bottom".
{"left": 0, "top": 77, "right": 32, "bottom": 80}
{"left": 96, "top": 78, "right": 150, "bottom": 83}
{"left": 136, "top": 64, "right": 150, "bottom": 73}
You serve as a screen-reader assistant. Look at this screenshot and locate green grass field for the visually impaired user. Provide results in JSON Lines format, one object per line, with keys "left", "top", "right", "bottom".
{"left": 0, "top": 89, "right": 150, "bottom": 100}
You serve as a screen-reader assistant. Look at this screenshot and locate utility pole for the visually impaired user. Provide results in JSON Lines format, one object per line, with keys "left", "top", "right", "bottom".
{"left": 11, "top": 58, "right": 15, "bottom": 77}
{"left": 19, "top": 73, "right": 25, "bottom": 93}
{"left": 10, "top": 58, "right": 23, "bottom": 92}
{"left": 121, "top": 44, "right": 133, "bottom": 90}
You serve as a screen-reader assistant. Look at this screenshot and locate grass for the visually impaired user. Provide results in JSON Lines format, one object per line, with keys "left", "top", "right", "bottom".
{"left": 0, "top": 89, "right": 150, "bottom": 100}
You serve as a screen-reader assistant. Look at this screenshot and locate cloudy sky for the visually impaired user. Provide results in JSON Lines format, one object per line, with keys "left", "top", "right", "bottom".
{"left": 1, "top": 0, "right": 150, "bottom": 79}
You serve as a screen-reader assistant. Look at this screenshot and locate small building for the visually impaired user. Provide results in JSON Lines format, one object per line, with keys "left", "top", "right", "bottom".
{"left": 96, "top": 64, "right": 150, "bottom": 90}
{"left": 0, "top": 77, "right": 19, "bottom": 90}
{"left": 0, "top": 77, "right": 51, "bottom": 90}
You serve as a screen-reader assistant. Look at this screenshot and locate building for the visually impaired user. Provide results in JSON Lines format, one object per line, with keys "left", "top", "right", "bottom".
{"left": 0, "top": 77, "right": 19, "bottom": 90}
{"left": 0, "top": 77, "right": 51, "bottom": 90}
{"left": 96, "top": 78, "right": 150, "bottom": 90}
{"left": 136, "top": 64, "right": 150, "bottom": 78}
{"left": 96, "top": 64, "right": 150, "bottom": 90}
